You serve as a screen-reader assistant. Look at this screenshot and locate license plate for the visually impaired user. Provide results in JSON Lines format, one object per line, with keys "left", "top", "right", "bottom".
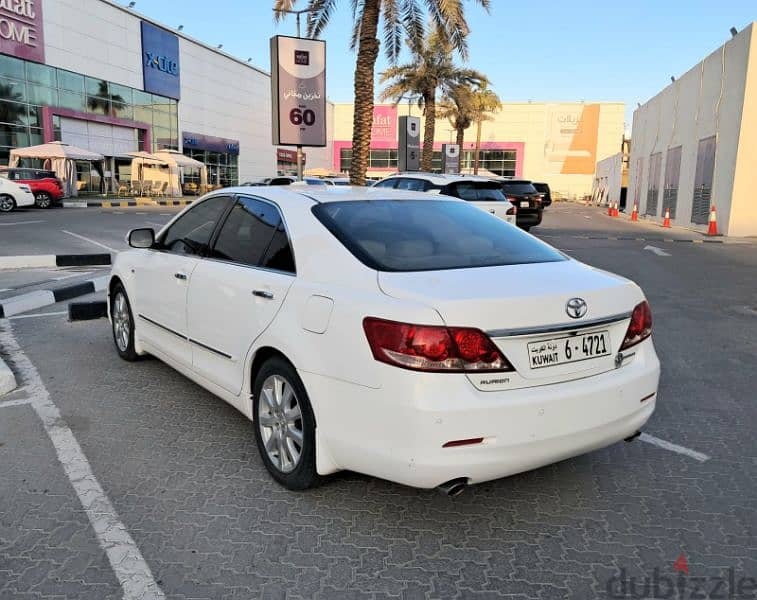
{"left": 528, "top": 330, "right": 610, "bottom": 369}
{"left": 520, "top": 201, "right": 530, "bottom": 208}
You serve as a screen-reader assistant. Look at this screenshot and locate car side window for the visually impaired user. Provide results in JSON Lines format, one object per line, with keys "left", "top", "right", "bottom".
{"left": 269, "top": 177, "right": 292, "bottom": 186}
{"left": 161, "top": 195, "right": 231, "bottom": 255}
{"left": 395, "top": 178, "right": 425, "bottom": 191}
{"left": 373, "top": 179, "right": 398, "bottom": 189}
{"left": 449, "top": 183, "right": 478, "bottom": 201}
{"left": 209, "top": 196, "right": 295, "bottom": 273}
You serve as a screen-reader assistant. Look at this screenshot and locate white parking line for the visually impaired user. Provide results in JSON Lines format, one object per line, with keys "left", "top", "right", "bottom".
{"left": 643, "top": 245, "right": 671, "bottom": 257}
{"left": 0, "top": 397, "right": 34, "bottom": 408}
{"left": 0, "top": 220, "right": 44, "bottom": 227}
{"left": 62, "top": 230, "right": 117, "bottom": 253}
{"left": 639, "top": 433, "right": 710, "bottom": 462}
{"left": 0, "top": 322, "right": 165, "bottom": 599}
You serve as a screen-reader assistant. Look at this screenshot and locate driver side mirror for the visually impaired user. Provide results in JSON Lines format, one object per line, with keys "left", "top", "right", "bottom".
{"left": 127, "top": 228, "right": 155, "bottom": 249}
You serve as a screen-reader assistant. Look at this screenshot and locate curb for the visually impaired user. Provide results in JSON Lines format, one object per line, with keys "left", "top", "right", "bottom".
{"left": 62, "top": 198, "right": 194, "bottom": 208}
{"left": 0, "top": 275, "right": 108, "bottom": 318}
{"left": 0, "top": 355, "right": 16, "bottom": 396}
{"left": 0, "top": 253, "right": 111, "bottom": 270}
{"left": 69, "top": 300, "right": 108, "bottom": 321}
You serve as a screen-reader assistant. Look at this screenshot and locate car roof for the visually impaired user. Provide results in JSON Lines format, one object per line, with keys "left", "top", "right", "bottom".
{"left": 382, "top": 172, "right": 498, "bottom": 185}
{"left": 208, "top": 185, "right": 460, "bottom": 205}
{"left": 498, "top": 178, "right": 534, "bottom": 185}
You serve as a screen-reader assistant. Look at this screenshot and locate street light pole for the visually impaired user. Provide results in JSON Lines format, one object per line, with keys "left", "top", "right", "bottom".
{"left": 274, "top": 8, "right": 316, "bottom": 181}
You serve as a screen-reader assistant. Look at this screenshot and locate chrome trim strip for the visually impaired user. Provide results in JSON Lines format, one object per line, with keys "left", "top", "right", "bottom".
{"left": 138, "top": 314, "right": 185, "bottom": 339}
{"left": 487, "top": 311, "right": 632, "bottom": 338}
{"left": 188, "top": 337, "right": 233, "bottom": 360}
{"left": 139, "top": 314, "right": 233, "bottom": 359}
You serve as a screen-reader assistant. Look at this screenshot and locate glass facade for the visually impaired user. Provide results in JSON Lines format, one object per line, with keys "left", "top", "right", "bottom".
{"left": 184, "top": 148, "right": 239, "bottom": 189}
{"left": 339, "top": 147, "right": 517, "bottom": 176}
{"left": 0, "top": 53, "right": 178, "bottom": 165}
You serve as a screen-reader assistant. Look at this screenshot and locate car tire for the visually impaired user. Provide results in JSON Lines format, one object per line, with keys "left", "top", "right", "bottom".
{"left": 34, "top": 191, "right": 52, "bottom": 209}
{"left": 0, "top": 194, "right": 15, "bottom": 213}
{"left": 110, "top": 283, "right": 139, "bottom": 361}
{"left": 253, "top": 357, "right": 320, "bottom": 490}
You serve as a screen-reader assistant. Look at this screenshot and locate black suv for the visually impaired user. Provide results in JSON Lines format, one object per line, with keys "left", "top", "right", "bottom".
{"left": 532, "top": 182, "right": 552, "bottom": 207}
{"left": 498, "top": 179, "right": 543, "bottom": 231}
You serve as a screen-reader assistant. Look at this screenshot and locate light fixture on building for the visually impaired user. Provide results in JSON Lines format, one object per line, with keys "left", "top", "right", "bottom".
{"left": 127, "top": 1, "right": 135, "bottom": 7}
{"left": 217, "top": 44, "right": 223, "bottom": 49}
{"left": 637, "top": 103, "right": 641, "bottom": 108}
{"left": 670, "top": 76, "right": 675, "bottom": 83}
{"left": 247, "top": 58, "right": 253, "bottom": 62}
{"left": 730, "top": 27, "right": 738, "bottom": 37}
{"left": 177, "top": 25, "right": 183, "bottom": 31}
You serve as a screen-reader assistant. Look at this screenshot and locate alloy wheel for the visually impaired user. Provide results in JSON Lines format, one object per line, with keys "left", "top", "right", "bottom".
{"left": 258, "top": 374, "right": 304, "bottom": 473}
{"left": 35, "top": 192, "right": 51, "bottom": 208}
{"left": 0, "top": 195, "right": 14, "bottom": 212}
{"left": 112, "top": 291, "right": 131, "bottom": 352}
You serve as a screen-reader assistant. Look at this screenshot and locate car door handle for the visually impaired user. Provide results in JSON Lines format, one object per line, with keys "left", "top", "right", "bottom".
{"left": 174, "top": 272, "right": 187, "bottom": 280}
{"left": 252, "top": 290, "right": 274, "bottom": 300}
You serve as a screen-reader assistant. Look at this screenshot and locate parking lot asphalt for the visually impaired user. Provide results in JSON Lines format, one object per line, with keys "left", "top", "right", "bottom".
{"left": 0, "top": 203, "right": 755, "bottom": 599}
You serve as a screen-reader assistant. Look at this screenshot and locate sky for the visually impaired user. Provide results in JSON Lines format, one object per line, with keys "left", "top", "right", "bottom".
{"left": 133, "top": 0, "right": 756, "bottom": 130}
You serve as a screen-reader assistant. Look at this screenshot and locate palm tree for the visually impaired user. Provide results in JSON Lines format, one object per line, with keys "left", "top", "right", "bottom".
{"left": 86, "top": 81, "right": 125, "bottom": 117}
{"left": 0, "top": 84, "right": 26, "bottom": 150}
{"left": 437, "top": 81, "right": 484, "bottom": 149}
{"left": 274, "top": 0, "right": 491, "bottom": 185}
{"left": 379, "top": 31, "right": 485, "bottom": 171}
{"left": 469, "top": 84, "right": 501, "bottom": 174}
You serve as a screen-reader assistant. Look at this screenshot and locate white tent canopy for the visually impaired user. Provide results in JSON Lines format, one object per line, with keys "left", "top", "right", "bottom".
{"left": 9, "top": 142, "right": 105, "bottom": 197}
{"left": 126, "top": 151, "right": 170, "bottom": 196}
{"left": 153, "top": 149, "right": 207, "bottom": 196}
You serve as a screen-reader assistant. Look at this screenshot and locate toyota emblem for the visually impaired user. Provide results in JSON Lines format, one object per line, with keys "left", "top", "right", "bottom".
{"left": 566, "top": 297, "right": 588, "bottom": 319}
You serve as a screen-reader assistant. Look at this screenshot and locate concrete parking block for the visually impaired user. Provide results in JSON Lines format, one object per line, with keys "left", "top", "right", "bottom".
{"left": 0, "top": 275, "right": 107, "bottom": 318}
{"left": 0, "top": 355, "right": 16, "bottom": 396}
{"left": 0, "top": 254, "right": 112, "bottom": 270}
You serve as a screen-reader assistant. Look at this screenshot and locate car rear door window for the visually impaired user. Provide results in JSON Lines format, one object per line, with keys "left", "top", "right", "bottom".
{"left": 161, "top": 195, "right": 231, "bottom": 255}
{"left": 373, "top": 179, "right": 398, "bottom": 189}
{"left": 395, "top": 178, "right": 426, "bottom": 191}
{"left": 209, "top": 196, "right": 295, "bottom": 273}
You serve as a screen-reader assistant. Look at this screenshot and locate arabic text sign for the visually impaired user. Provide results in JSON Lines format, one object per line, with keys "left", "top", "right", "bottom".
{"left": 270, "top": 35, "right": 326, "bottom": 147}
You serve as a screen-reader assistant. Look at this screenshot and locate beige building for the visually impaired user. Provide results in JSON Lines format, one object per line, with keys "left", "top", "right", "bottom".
{"left": 331, "top": 101, "right": 625, "bottom": 199}
{"left": 629, "top": 22, "right": 757, "bottom": 236}
{"left": 592, "top": 138, "right": 630, "bottom": 208}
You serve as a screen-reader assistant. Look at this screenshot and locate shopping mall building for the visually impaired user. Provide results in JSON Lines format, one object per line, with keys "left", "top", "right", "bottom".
{"left": 1, "top": 0, "right": 623, "bottom": 198}
{"left": 0, "top": 0, "right": 332, "bottom": 191}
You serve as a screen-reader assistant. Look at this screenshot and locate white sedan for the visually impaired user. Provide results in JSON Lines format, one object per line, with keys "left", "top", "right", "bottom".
{"left": 109, "top": 186, "right": 659, "bottom": 494}
{"left": 0, "top": 177, "right": 35, "bottom": 212}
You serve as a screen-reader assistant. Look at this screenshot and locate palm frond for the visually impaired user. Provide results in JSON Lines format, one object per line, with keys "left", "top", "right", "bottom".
{"left": 381, "top": 0, "right": 403, "bottom": 63}
{"left": 273, "top": 0, "right": 299, "bottom": 20}
{"left": 306, "top": 0, "right": 339, "bottom": 38}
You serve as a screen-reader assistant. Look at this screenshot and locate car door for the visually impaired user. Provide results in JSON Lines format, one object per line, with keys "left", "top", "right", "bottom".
{"left": 187, "top": 195, "right": 297, "bottom": 395}
{"left": 135, "top": 195, "right": 232, "bottom": 367}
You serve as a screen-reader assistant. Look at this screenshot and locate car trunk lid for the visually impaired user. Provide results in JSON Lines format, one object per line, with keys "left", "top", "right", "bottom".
{"left": 377, "top": 260, "right": 640, "bottom": 389}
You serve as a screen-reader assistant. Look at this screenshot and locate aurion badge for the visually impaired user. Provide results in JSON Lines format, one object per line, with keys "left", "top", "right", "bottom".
{"left": 566, "top": 298, "right": 587, "bottom": 319}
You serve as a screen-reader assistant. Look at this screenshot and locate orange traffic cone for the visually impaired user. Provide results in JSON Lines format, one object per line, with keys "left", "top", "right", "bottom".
{"left": 607, "top": 203, "right": 613, "bottom": 216}
{"left": 662, "top": 208, "right": 671, "bottom": 228}
{"left": 631, "top": 203, "right": 638, "bottom": 221}
{"left": 613, "top": 202, "right": 619, "bottom": 217}
{"left": 707, "top": 205, "right": 718, "bottom": 236}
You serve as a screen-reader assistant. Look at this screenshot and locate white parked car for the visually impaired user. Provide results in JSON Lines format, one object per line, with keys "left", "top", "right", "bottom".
{"left": 0, "top": 177, "right": 35, "bottom": 212}
{"left": 373, "top": 173, "right": 517, "bottom": 225}
{"left": 109, "top": 187, "right": 659, "bottom": 493}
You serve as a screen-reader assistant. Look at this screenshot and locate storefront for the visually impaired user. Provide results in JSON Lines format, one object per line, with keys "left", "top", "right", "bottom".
{"left": 0, "top": 0, "right": 295, "bottom": 191}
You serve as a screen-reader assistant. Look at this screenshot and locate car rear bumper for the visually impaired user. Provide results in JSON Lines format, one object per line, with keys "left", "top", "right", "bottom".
{"left": 302, "top": 339, "right": 660, "bottom": 488}
{"left": 517, "top": 209, "right": 543, "bottom": 227}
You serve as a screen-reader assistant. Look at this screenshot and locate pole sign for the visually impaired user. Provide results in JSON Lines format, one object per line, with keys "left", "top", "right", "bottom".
{"left": 441, "top": 144, "right": 460, "bottom": 174}
{"left": 398, "top": 116, "right": 420, "bottom": 171}
{"left": 270, "top": 35, "right": 326, "bottom": 147}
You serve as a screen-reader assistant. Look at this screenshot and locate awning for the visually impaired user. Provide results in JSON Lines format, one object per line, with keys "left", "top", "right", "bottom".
{"left": 153, "top": 149, "right": 205, "bottom": 169}
{"left": 9, "top": 141, "right": 104, "bottom": 162}
{"left": 126, "top": 151, "right": 168, "bottom": 165}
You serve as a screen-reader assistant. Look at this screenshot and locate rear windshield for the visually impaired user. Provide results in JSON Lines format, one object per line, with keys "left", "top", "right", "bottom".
{"left": 312, "top": 200, "right": 565, "bottom": 272}
{"left": 446, "top": 181, "right": 506, "bottom": 202}
{"left": 501, "top": 182, "right": 537, "bottom": 194}
{"left": 532, "top": 183, "right": 549, "bottom": 193}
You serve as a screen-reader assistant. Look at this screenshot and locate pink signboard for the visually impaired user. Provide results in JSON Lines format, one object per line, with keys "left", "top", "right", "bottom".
{"left": 371, "top": 105, "right": 397, "bottom": 143}
{"left": 0, "top": 0, "right": 45, "bottom": 63}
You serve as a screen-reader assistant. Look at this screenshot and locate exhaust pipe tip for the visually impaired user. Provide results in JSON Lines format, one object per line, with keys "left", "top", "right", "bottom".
{"left": 624, "top": 430, "right": 642, "bottom": 442}
{"left": 437, "top": 477, "right": 468, "bottom": 497}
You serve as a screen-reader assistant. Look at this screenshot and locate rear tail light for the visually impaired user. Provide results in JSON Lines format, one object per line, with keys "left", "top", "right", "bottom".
{"left": 506, "top": 205, "right": 517, "bottom": 216}
{"left": 620, "top": 301, "right": 652, "bottom": 350}
{"left": 363, "top": 317, "right": 514, "bottom": 373}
